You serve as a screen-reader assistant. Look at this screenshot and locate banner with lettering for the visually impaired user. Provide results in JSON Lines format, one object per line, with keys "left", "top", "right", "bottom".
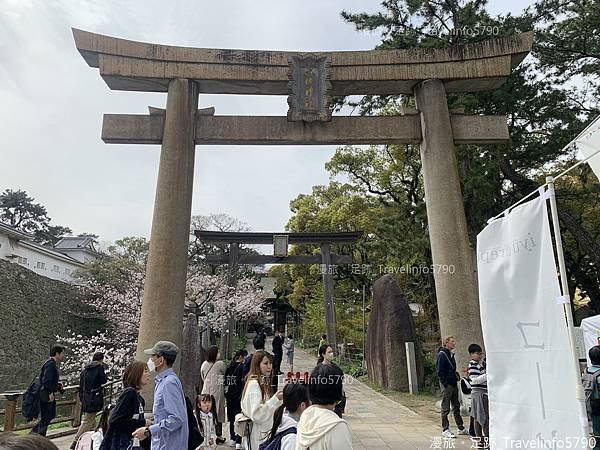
{"left": 477, "top": 195, "right": 586, "bottom": 449}
{"left": 575, "top": 115, "right": 600, "bottom": 181}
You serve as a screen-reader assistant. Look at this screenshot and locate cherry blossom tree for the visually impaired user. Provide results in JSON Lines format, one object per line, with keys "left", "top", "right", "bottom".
{"left": 186, "top": 273, "right": 266, "bottom": 332}
{"left": 58, "top": 270, "right": 144, "bottom": 381}
{"left": 59, "top": 268, "right": 265, "bottom": 381}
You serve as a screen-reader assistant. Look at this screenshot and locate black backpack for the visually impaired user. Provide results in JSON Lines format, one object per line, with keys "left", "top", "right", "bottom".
{"left": 185, "top": 396, "right": 203, "bottom": 450}
{"left": 258, "top": 427, "right": 297, "bottom": 450}
{"left": 22, "top": 361, "right": 49, "bottom": 421}
{"left": 582, "top": 369, "right": 600, "bottom": 417}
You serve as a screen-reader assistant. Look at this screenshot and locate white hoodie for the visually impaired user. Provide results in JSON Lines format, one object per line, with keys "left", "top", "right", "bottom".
{"left": 276, "top": 413, "right": 298, "bottom": 450}
{"left": 295, "top": 405, "right": 352, "bottom": 450}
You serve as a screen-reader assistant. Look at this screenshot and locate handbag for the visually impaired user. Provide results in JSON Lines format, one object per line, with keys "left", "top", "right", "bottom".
{"left": 234, "top": 412, "right": 252, "bottom": 438}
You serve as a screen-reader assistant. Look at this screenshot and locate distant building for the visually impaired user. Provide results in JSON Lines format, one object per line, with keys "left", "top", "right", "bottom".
{"left": 53, "top": 236, "right": 101, "bottom": 264}
{"left": 0, "top": 222, "right": 99, "bottom": 283}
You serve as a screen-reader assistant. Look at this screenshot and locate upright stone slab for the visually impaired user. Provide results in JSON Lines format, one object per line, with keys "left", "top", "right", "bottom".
{"left": 414, "top": 79, "right": 483, "bottom": 371}
{"left": 135, "top": 78, "right": 198, "bottom": 403}
{"left": 367, "top": 274, "right": 424, "bottom": 391}
{"left": 181, "top": 313, "right": 202, "bottom": 400}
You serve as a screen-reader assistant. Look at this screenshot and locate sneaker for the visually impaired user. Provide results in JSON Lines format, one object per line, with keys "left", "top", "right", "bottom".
{"left": 228, "top": 440, "right": 236, "bottom": 447}
{"left": 457, "top": 427, "right": 469, "bottom": 435}
{"left": 216, "top": 437, "right": 227, "bottom": 445}
{"left": 235, "top": 445, "right": 243, "bottom": 450}
{"left": 442, "top": 429, "right": 456, "bottom": 438}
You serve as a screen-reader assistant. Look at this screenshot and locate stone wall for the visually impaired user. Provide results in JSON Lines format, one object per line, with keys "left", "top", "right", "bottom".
{"left": 0, "top": 259, "right": 103, "bottom": 392}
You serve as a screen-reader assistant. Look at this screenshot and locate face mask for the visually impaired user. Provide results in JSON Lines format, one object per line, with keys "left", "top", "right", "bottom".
{"left": 147, "top": 358, "right": 156, "bottom": 373}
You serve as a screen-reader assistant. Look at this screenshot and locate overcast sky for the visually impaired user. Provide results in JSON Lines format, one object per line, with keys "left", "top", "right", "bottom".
{"left": 0, "top": 0, "right": 532, "bottom": 246}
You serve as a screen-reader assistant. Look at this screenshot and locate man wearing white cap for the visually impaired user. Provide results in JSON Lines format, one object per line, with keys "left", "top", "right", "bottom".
{"left": 132, "top": 341, "right": 189, "bottom": 450}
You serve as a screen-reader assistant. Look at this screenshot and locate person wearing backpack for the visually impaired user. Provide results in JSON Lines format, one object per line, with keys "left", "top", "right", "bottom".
{"left": 584, "top": 345, "right": 600, "bottom": 449}
{"left": 296, "top": 364, "right": 352, "bottom": 450}
{"left": 467, "top": 344, "right": 488, "bottom": 448}
{"left": 260, "top": 380, "right": 309, "bottom": 450}
{"left": 31, "top": 345, "right": 66, "bottom": 437}
{"left": 240, "top": 351, "right": 283, "bottom": 450}
{"left": 70, "top": 352, "right": 109, "bottom": 449}
{"left": 436, "top": 336, "right": 468, "bottom": 438}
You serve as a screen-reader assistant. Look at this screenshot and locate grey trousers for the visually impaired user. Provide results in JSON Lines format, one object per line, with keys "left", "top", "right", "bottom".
{"left": 441, "top": 383, "right": 464, "bottom": 431}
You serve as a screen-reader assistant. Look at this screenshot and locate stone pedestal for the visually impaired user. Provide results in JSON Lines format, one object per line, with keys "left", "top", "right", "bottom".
{"left": 367, "top": 275, "right": 424, "bottom": 391}
{"left": 135, "top": 78, "right": 198, "bottom": 401}
{"left": 414, "top": 79, "right": 483, "bottom": 371}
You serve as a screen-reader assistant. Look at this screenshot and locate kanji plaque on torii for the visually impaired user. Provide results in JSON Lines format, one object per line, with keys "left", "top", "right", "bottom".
{"left": 287, "top": 54, "right": 332, "bottom": 122}
{"left": 73, "top": 28, "right": 533, "bottom": 371}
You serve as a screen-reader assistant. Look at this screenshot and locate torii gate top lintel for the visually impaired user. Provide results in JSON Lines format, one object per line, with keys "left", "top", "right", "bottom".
{"left": 194, "top": 230, "right": 363, "bottom": 245}
{"left": 72, "top": 28, "right": 533, "bottom": 95}
{"left": 196, "top": 231, "right": 362, "bottom": 266}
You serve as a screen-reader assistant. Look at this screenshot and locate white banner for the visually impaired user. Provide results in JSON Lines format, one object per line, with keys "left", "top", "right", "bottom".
{"left": 477, "top": 196, "right": 586, "bottom": 449}
{"left": 576, "top": 116, "right": 600, "bottom": 181}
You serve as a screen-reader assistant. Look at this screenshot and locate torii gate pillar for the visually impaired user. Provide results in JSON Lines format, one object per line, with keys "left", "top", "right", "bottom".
{"left": 135, "top": 79, "right": 198, "bottom": 374}
{"left": 414, "top": 79, "right": 483, "bottom": 364}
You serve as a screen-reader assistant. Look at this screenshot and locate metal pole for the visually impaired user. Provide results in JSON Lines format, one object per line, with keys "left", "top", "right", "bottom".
{"left": 546, "top": 176, "right": 589, "bottom": 436}
{"left": 362, "top": 284, "right": 366, "bottom": 369}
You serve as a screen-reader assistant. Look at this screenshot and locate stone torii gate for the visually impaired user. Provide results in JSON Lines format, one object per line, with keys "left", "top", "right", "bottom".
{"left": 73, "top": 29, "right": 532, "bottom": 369}
{"left": 195, "top": 230, "right": 362, "bottom": 355}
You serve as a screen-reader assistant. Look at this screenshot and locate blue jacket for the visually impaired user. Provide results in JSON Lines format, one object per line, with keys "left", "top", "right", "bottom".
{"left": 149, "top": 369, "right": 189, "bottom": 450}
{"left": 436, "top": 347, "right": 457, "bottom": 387}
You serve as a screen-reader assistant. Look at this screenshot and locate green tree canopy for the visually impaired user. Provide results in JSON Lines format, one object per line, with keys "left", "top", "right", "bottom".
{"left": 0, "top": 189, "right": 72, "bottom": 246}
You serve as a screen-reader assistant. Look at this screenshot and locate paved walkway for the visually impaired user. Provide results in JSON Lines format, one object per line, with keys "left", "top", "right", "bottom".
{"left": 282, "top": 343, "right": 472, "bottom": 450}
{"left": 54, "top": 340, "right": 473, "bottom": 450}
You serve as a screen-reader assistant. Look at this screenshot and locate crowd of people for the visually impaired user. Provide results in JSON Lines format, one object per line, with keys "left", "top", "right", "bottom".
{"left": 13, "top": 329, "right": 600, "bottom": 450}
{"left": 21, "top": 330, "right": 350, "bottom": 450}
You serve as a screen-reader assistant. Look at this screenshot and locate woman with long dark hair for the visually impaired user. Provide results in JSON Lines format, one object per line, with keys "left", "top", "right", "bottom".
{"left": 316, "top": 344, "right": 346, "bottom": 418}
{"left": 99, "top": 361, "right": 151, "bottom": 450}
{"left": 316, "top": 345, "right": 334, "bottom": 365}
{"left": 240, "top": 351, "right": 282, "bottom": 450}
{"left": 263, "top": 381, "right": 309, "bottom": 450}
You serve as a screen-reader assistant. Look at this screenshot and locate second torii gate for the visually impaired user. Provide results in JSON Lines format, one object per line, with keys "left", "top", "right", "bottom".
{"left": 195, "top": 230, "right": 362, "bottom": 355}
{"left": 73, "top": 29, "right": 533, "bottom": 370}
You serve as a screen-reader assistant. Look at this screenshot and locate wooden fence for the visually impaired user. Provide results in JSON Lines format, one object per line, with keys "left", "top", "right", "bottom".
{"left": 0, "top": 379, "right": 121, "bottom": 437}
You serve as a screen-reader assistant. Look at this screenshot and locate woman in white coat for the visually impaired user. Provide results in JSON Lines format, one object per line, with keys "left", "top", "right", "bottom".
{"left": 200, "top": 345, "right": 227, "bottom": 445}
{"left": 240, "top": 350, "right": 283, "bottom": 450}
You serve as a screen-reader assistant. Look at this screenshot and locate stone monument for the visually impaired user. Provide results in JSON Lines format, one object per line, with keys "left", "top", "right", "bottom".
{"left": 367, "top": 274, "right": 424, "bottom": 391}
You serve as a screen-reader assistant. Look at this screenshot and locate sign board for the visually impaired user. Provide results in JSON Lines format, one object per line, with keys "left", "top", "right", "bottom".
{"left": 287, "top": 54, "right": 332, "bottom": 122}
{"left": 273, "top": 235, "right": 289, "bottom": 257}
